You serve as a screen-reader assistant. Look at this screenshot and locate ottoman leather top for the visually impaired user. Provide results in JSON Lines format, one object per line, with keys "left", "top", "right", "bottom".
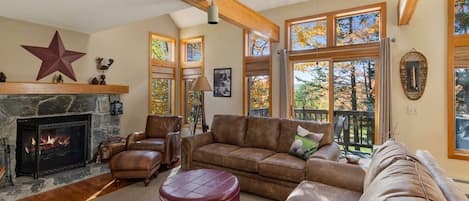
{"left": 160, "top": 169, "right": 240, "bottom": 201}
{"left": 110, "top": 151, "right": 161, "bottom": 171}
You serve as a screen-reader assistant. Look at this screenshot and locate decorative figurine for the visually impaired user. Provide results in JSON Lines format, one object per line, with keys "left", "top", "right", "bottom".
{"left": 92, "top": 57, "right": 114, "bottom": 85}
{"left": 0, "top": 72, "right": 6, "bottom": 82}
{"left": 90, "top": 77, "right": 99, "bottom": 85}
{"left": 53, "top": 74, "right": 63, "bottom": 84}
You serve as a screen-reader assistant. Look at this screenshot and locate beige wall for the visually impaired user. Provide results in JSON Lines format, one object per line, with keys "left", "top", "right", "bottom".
{"left": 0, "top": 15, "right": 180, "bottom": 136}
{"left": 180, "top": 0, "right": 469, "bottom": 191}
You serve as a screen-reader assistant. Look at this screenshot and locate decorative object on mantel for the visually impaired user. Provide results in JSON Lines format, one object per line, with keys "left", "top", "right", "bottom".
{"left": 400, "top": 49, "right": 428, "bottom": 100}
{"left": 21, "top": 31, "right": 86, "bottom": 81}
{"left": 90, "top": 57, "right": 114, "bottom": 85}
{"left": 0, "top": 72, "right": 6, "bottom": 82}
{"left": 52, "top": 74, "right": 64, "bottom": 84}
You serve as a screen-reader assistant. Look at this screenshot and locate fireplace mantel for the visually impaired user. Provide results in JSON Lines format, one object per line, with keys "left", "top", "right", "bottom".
{"left": 0, "top": 82, "right": 129, "bottom": 95}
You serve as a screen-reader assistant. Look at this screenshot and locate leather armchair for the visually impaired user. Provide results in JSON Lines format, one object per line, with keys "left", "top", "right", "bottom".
{"left": 126, "top": 115, "right": 182, "bottom": 167}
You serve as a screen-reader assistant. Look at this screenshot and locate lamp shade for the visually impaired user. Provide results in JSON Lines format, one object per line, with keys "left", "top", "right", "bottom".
{"left": 192, "top": 76, "right": 212, "bottom": 91}
{"left": 208, "top": 0, "right": 219, "bottom": 24}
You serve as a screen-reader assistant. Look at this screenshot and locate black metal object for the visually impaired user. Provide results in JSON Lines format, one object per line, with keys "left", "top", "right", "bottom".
{"left": 16, "top": 115, "right": 90, "bottom": 179}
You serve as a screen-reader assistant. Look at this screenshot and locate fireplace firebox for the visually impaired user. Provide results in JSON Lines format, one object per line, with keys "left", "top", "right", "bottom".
{"left": 16, "top": 115, "right": 90, "bottom": 178}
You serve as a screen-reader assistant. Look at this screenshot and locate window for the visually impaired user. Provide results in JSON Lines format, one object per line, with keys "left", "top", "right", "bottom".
{"left": 449, "top": 0, "right": 469, "bottom": 160}
{"left": 286, "top": 3, "right": 384, "bottom": 153}
{"left": 149, "top": 33, "right": 176, "bottom": 115}
{"left": 181, "top": 36, "right": 204, "bottom": 124}
{"left": 243, "top": 31, "right": 272, "bottom": 117}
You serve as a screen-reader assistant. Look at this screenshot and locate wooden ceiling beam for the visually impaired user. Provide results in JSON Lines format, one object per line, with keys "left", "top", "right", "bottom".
{"left": 182, "top": 0, "right": 280, "bottom": 42}
{"left": 398, "top": 0, "right": 419, "bottom": 25}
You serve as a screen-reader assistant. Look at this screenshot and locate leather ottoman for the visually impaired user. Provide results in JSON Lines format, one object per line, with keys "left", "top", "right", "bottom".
{"left": 110, "top": 150, "right": 161, "bottom": 186}
{"left": 159, "top": 169, "right": 240, "bottom": 201}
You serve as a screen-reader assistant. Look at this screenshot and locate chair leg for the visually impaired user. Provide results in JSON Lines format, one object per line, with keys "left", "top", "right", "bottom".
{"left": 144, "top": 177, "right": 150, "bottom": 186}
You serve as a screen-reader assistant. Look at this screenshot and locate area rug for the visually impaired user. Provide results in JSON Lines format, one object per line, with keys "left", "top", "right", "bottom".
{"left": 93, "top": 167, "right": 273, "bottom": 201}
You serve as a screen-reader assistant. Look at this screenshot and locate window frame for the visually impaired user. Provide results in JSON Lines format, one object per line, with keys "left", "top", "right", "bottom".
{"left": 148, "top": 32, "right": 176, "bottom": 115}
{"left": 285, "top": 3, "right": 386, "bottom": 146}
{"left": 243, "top": 30, "right": 273, "bottom": 117}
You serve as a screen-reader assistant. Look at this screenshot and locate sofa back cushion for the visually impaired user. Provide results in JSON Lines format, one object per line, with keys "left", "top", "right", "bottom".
{"left": 211, "top": 115, "right": 247, "bottom": 146}
{"left": 363, "top": 140, "right": 417, "bottom": 189}
{"left": 360, "top": 159, "right": 447, "bottom": 201}
{"left": 145, "top": 115, "right": 181, "bottom": 138}
{"left": 416, "top": 150, "right": 469, "bottom": 201}
{"left": 277, "top": 119, "right": 332, "bottom": 153}
{"left": 244, "top": 117, "right": 281, "bottom": 150}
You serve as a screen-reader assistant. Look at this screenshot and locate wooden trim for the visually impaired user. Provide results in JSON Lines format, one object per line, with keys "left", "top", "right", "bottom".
{"left": 289, "top": 43, "right": 380, "bottom": 61}
{"left": 0, "top": 82, "right": 129, "bottom": 95}
{"left": 243, "top": 30, "right": 248, "bottom": 115}
{"left": 182, "top": 0, "right": 280, "bottom": 42}
{"left": 398, "top": 0, "right": 418, "bottom": 25}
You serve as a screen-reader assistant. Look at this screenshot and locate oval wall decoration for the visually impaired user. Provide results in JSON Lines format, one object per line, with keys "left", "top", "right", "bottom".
{"left": 399, "top": 49, "right": 428, "bottom": 100}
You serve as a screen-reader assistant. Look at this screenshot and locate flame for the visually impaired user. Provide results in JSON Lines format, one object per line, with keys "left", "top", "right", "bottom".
{"left": 25, "top": 134, "right": 72, "bottom": 154}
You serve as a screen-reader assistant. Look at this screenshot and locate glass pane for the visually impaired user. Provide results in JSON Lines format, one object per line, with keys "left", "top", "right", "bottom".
{"left": 151, "top": 38, "right": 172, "bottom": 61}
{"left": 186, "top": 41, "right": 202, "bottom": 62}
{"left": 455, "top": 0, "right": 469, "bottom": 35}
{"left": 248, "top": 32, "right": 270, "bottom": 56}
{"left": 151, "top": 79, "right": 171, "bottom": 115}
{"left": 290, "top": 19, "right": 327, "bottom": 51}
{"left": 247, "top": 75, "right": 270, "bottom": 117}
{"left": 455, "top": 69, "right": 469, "bottom": 150}
{"left": 333, "top": 59, "right": 375, "bottom": 154}
{"left": 336, "top": 11, "right": 380, "bottom": 46}
{"left": 293, "top": 61, "right": 329, "bottom": 122}
{"left": 185, "top": 79, "right": 200, "bottom": 123}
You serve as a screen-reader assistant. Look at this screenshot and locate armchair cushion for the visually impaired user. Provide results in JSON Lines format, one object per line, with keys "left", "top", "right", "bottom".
{"left": 211, "top": 115, "right": 247, "bottom": 146}
{"left": 193, "top": 143, "right": 240, "bottom": 166}
{"left": 145, "top": 115, "right": 181, "bottom": 138}
{"left": 258, "top": 153, "right": 305, "bottom": 182}
{"left": 128, "top": 138, "right": 165, "bottom": 152}
{"left": 223, "top": 148, "right": 274, "bottom": 173}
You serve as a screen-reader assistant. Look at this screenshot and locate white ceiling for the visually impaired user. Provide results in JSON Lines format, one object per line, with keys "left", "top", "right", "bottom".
{"left": 170, "top": 0, "right": 311, "bottom": 28}
{"left": 0, "top": 0, "right": 310, "bottom": 33}
{"left": 0, "top": 0, "right": 189, "bottom": 33}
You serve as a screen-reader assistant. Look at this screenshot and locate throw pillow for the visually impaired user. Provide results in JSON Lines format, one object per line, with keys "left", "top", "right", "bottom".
{"left": 289, "top": 125, "right": 324, "bottom": 160}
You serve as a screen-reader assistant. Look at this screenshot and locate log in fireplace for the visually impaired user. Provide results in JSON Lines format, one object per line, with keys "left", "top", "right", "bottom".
{"left": 16, "top": 115, "right": 90, "bottom": 178}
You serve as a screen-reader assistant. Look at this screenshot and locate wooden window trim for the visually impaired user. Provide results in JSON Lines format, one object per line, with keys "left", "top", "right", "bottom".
{"left": 148, "top": 32, "right": 176, "bottom": 115}
{"left": 243, "top": 30, "right": 273, "bottom": 116}
{"left": 448, "top": 0, "right": 469, "bottom": 160}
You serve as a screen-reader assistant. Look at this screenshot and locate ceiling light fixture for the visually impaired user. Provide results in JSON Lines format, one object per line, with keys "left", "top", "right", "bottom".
{"left": 208, "top": 0, "right": 219, "bottom": 24}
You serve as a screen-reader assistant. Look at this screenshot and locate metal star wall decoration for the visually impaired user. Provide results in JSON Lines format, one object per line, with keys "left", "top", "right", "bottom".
{"left": 22, "top": 31, "right": 85, "bottom": 81}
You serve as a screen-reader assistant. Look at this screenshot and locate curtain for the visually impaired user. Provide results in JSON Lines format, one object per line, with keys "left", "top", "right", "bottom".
{"left": 378, "top": 38, "right": 392, "bottom": 144}
{"left": 278, "top": 49, "right": 289, "bottom": 118}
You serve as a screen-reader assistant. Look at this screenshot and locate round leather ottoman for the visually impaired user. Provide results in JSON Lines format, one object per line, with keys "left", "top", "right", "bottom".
{"left": 159, "top": 169, "right": 240, "bottom": 201}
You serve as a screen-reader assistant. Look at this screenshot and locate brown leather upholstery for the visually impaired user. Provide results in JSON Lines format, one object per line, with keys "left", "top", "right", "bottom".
{"left": 309, "top": 143, "right": 341, "bottom": 161}
{"left": 181, "top": 132, "right": 214, "bottom": 170}
{"left": 224, "top": 148, "right": 274, "bottom": 173}
{"left": 126, "top": 115, "right": 182, "bottom": 166}
{"left": 244, "top": 117, "right": 281, "bottom": 150}
{"left": 278, "top": 119, "right": 333, "bottom": 153}
{"left": 193, "top": 143, "right": 240, "bottom": 166}
{"left": 258, "top": 153, "right": 305, "bottom": 182}
{"left": 286, "top": 181, "right": 362, "bottom": 201}
{"left": 360, "top": 159, "right": 447, "bottom": 201}
{"left": 211, "top": 115, "right": 247, "bottom": 146}
{"left": 109, "top": 150, "right": 161, "bottom": 186}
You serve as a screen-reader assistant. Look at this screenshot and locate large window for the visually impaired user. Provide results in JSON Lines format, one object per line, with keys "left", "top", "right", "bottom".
{"left": 287, "top": 3, "right": 385, "bottom": 153}
{"left": 243, "top": 31, "right": 272, "bottom": 117}
{"left": 149, "top": 33, "right": 176, "bottom": 115}
{"left": 181, "top": 36, "right": 204, "bottom": 124}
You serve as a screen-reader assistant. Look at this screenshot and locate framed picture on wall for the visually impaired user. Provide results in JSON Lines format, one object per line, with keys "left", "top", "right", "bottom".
{"left": 213, "top": 68, "right": 232, "bottom": 97}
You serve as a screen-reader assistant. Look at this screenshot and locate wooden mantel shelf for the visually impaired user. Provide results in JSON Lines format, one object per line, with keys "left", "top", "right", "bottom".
{"left": 0, "top": 82, "right": 129, "bottom": 95}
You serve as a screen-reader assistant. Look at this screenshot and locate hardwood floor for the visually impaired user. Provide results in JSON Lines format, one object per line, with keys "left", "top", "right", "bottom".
{"left": 18, "top": 173, "right": 133, "bottom": 201}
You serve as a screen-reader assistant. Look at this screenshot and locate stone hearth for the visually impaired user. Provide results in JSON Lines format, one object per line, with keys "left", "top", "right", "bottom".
{"left": 0, "top": 94, "right": 121, "bottom": 199}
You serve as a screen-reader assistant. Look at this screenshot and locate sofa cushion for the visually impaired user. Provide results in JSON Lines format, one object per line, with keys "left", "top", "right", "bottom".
{"left": 193, "top": 143, "right": 240, "bottom": 166}
{"left": 244, "top": 117, "right": 281, "bottom": 150}
{"left": 278, "top": 119, "right": 332, "bottom": 153}
{"left": 211, "top": 115, "right": 247, "bottom": 146}
{"left": 286, "top": 181, "right": 361, "bottom": 201}
{"left": 145, "top": 115, "right": 180, "bottom": 138}
{"left": 224, "top": 148, "right": 275, "bottom": 173}
{"left": 364, "top": 140, "right": 416, "bottom": 188}
{"left": 258, "top": 153, "right": 305, "bottom": 182}
{"left": 360, "top": 159, "right": 447, "bottom": 201}
{"left": 128, "top": 138, "right": 165, "bottom": 152}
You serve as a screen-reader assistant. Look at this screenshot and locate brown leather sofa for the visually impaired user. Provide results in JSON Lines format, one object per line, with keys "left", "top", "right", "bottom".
{"left": 126, "top": 115, "right": 182, "bottom": 167}
{"left": 286, "top": 140, "right": 469, "bottom": 201}
{"left": 181, "top": 115, "right": 340, "bottom": 201}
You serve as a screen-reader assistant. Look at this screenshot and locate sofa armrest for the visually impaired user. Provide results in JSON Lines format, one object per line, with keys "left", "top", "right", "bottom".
{"left": 126, "top": 131, "right": 146, "bottom": 148}
{"left": 306, "top": 158, "right": 365, "bottom": 193}
{"left": 181, "top": 132, "right": 214, "bottom": 170}
{"left": 310, "top": 142, "right": 340, "bottom": 161}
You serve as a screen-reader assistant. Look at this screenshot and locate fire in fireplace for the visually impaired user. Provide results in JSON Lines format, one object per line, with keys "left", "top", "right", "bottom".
{"left": 16, "top": 115, "right": 90, "bottom": 178}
